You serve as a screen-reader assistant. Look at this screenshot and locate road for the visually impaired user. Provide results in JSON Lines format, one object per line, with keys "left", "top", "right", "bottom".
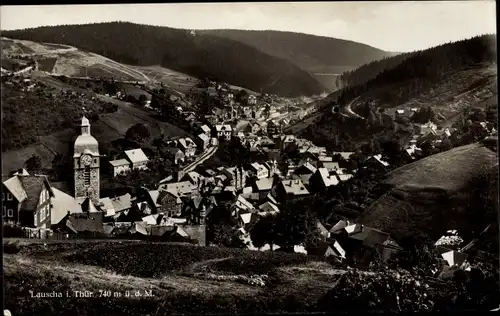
{"left": 182, "top": 145, "right": 219, "bottom": 174}
{"left": 339, "top": 95, "right": 365, "bottom": 119}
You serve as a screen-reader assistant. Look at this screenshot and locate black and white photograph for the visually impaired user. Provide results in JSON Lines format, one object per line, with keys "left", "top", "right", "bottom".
{"left": 1, "top": 1, "right": 498, "bottom": 315}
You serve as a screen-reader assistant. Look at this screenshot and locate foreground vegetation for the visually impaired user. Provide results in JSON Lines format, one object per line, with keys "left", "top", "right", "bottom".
{"left": 4, "top": 240, "right": 499, "bottom": 315}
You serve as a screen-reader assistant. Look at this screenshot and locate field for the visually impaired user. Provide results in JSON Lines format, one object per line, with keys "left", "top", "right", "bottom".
{"left": 134, "top": 65, "right": 259, "bottom": 95}
{"left": 3, "top": 240, "right": 341, "bottom": 315}
{"left": 359, "top": 142, "right": 499, "bottom": 242}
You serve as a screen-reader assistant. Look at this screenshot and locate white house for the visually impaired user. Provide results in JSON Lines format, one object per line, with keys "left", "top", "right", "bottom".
{"left": 215, "top": 125, "right": 232, "bottom": 140}
{"left": 249, "top": 162, "right": 269, "bottom": 180}
{"left": 124, "top": 149, "right": 149, "bottom": 170}
{"left": 178, "top": 137, "right": 197, "bottom": 157}
{"left": 109, "top": 159, "right": 131, "bottom": 177}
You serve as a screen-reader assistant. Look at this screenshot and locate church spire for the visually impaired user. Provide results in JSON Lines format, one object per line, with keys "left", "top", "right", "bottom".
{"left": 81, "top": 116, "right": 90, "bottom": 135}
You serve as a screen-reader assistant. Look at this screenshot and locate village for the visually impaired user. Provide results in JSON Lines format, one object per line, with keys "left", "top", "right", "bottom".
{"left": 2, "top": 72, "right": 498, "bottom": 279}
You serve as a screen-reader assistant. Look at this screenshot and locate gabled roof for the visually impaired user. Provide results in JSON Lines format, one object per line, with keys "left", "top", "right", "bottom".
{"left": 200, "top": 124, "right": 211, "bottom": 134}
{"left": 51, "top": 188, "right": 83, "bottom": 225}
{"left": 338, "top": 174, "right": 353, "bottom": 182}
{"left": 198, "top": 133, "right": 210, "bottom": 142}
{"left": 99, "top": 197, "right": 116, "bottom": 217}
{"left": 316, "top": 168, "right": 339, "bottom": 187}
{"left": 110, "top": 193, "right": 132, "bottom": 213}
{"left": 160, "top": 181, "right": 196, "bottom": 196}
{"left": 178, "top": 137, "right": 197, "bottom": 149}
{"left": 124, "top": 148, "right": 149, "bottom": 164}
{"left": 147, "top": 190, "right": 161, "bottom": 207}
{"left": 158, "top": 189, "right": 182, "bottom": 204}
{"left": 258, "top": 201, "right": 280, "bottom": 214}
{"left": 322, "top": 162, "right": 340, "bottom": 171}
{"left": 295, "top": 162, "right": 317, "bottom": 174}
{"left": 109, "top": 159, "right": 130, "bottom": 167}
{"left": 367, "top": 154, "right": 389, "bottom": 167}
{"left": 280, "top": 179, "right": 309, "bottom": 195}
{"left": 3, "top": 176, "right": 28, "bottom": 202}
{"left": 234, "top": 194, "right": 255, "bottom": 211}
{"left": 442, "top": 250, "right": 469, "bottom": 267}
{"left": 215, "top": 125, "right": 232, "bottom": 132}
{"left": 17, "top": 175, "right": 54, "bottom": 211}
{"left": 254, "top": 177, "right": 274, "bottom": 191}
{"left": 330, "top": 220, "right": 349, "bottom": 233}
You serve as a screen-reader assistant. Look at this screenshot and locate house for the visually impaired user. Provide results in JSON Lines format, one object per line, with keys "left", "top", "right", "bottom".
{"left": 280, "top": 135, "right": 296, "bottom": 150}
{"left": 2, "top": 174, "right": 55, "bottom": 229}
{"left": 267, "top": 120, "right": 283, "bottom": 135}
{"left": 124, "top": 149, "right": 149, "bottom": 170}
{"left": 109, "top": 159, "right": 131, "bottom": 177}
{"left": 344, "top": 225, "right": 401, "bottom": 264}
{"left": 248, "top": 94, "right": 257, "bottom": 105}
{"left": 441, "top": 250, "right": 469, "bottom": 268}
{"left": 403, "top": 144, "right": 422, "bottom": 161}
{"left": 178, "top": 137, "right": 197, "bottom": 157}
{"left": 252, "top": 177, "right": 274, "bottom": 200}
{"left": 249, "top": 162, "right": 269, "bottom": 180}
{"left": 53, "top": 197, "right": 105, "bottom": 236}
{"left": 166, "top": 148, "right": 185, "bottom": 165}
{"left": 309, "top": 168, "right": 339, "bottom": 191}
{"left": 157, "top": 190, "right": 183, "bottom": 217}
{"left": 196, "top": 133, "right": 210, "bottom": 151}
{"left": 418, "top": 121, "right": 438, "bottom": 136}
{"left": 98, "top": 197, "right": 116, "bottom": 217}
{"left": 159, "top": 181, "right": 198, "bottom": 198}
{"left": 51, "top": 188, "right": 83, "bottom": 225}
{"left": 182, "top": 171, "right": 205, "bottom": 187}
{"left": 262, "top": 160, "right": 279, "bottom": 178}
{"left": 182, "top": 195, "right": 217, "bottom": 225}
{"left": 110, "top": 193, "right": 133, "bottom": 214}
{"left": 275, "top": 179, "right": 310, "bottom": 201}
{"left": 232, "top": 195, "right": 256, "bottom": 220}
{"left": 258, "top": 201, "right": 280, "bottom": 216}
{"left": 321, "top": 161, "right": 340, "bottom": 172}
{"left": 310, "top": 241, "right": 346, "bottom": 260}
{"left": 207, "top": 86, "right": 217, "bottom": 96}
{"left": 365, "top": 154, "right": 390, "bottom": 169}
{"left": 239, "top": 212, "right": 260, "bottom": 230}
{"left": 215, "top": 125, "right": 233, "bottom": 140}
{"left": 199, "top": 124, "right": 212, "bottom": 137}
{"left": 293, "top": 161, "right": 317, "bottom": 185}
{"left": 221, "top": 166, "right": 246, "bottom": 191}
{"left": 316, "top": 220, "right": 330, "bottom": 239}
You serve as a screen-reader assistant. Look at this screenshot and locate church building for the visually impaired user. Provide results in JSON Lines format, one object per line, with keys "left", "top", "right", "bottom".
{"left": 73, "top": 116, "right": 101, "bottom": 205}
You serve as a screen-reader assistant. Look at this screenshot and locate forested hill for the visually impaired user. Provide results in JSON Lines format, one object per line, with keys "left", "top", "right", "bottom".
{"left": 199, "top": 29, "right": 397, "bottom": 75}
{"left": 338, "top": 53, "right": 413, "bottom": 88}
{"left": 335, "top": 34, "right": 497, "bottom": 106}
{"left": 2, "top": 22, "right": 325, "bottom": 97}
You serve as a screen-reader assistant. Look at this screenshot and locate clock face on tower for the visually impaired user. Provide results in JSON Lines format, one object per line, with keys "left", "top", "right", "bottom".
{"left": 81, "top": 154, "right": 92, "bottom": 166}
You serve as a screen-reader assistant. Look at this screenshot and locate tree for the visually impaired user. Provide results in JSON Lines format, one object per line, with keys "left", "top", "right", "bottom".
{"left": 125, "top": 123, "right": 150, "bottom": 144}
{"left": 24, "top": 154, "right": 42, "bottom": 174}
{"left": 273, "top": 200, "right": 322, "bottom": 251}
{"left": 250, "top": 214, "right": 278, "bottom": 250}
{"left": 138, "top": 94, "right": 148, "bottom": 105}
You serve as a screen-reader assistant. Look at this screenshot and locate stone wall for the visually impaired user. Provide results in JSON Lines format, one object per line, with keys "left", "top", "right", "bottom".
{"left": 74, "top": 167, "right": 100, "bottom": 204}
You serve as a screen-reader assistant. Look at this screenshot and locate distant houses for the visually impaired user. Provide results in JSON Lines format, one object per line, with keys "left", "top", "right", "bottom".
{"left": 109, "top": 148, "right": 149, "bottom": 177}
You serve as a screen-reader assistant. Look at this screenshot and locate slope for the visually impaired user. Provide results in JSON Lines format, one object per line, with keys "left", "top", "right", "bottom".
{"left": 3, "top": 22, "right": 325, "bottom": 97}
{"left": 359, "top": 142, "right": 498, "bottom": 245}
{"left": 201, "top": 29, "right": 397, "bottom": 91}
{"left": 297, "top": 35, "right": 497, "bottom": 147}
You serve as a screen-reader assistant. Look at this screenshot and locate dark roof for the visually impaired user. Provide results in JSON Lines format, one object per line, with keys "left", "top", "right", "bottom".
{"left": 310, "top": 242, "right": 333, "bottom": 257}
{"left": 67, "top": 212, "right": 105, "bottom": 233}
{"left": 349, "top": 226, "right": 394, "bottom": 248}
{"left": 18, "top": 176, "right": 53, "bottom": 211}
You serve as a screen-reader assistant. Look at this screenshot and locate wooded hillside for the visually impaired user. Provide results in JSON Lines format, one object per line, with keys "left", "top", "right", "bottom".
{"left": 3, "top": 22, "right": 325, "bottom": 97}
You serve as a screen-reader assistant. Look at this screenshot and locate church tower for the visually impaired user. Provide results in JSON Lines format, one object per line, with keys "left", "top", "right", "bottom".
{"left": 73, "top": 116, "right": 100, "bottom": 204}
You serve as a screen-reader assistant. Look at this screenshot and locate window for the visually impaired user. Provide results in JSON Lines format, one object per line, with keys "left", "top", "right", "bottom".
{"left": 2, "top": 206, "right": 6, "bottom": 217}
{"left": 45, "top": 189, "right": 49, "bottom": 201}
{"left": 8, "top": 209, "right": 13, "bottom": 217}
{"left": 84, "top": 167, "right": 91, "bottom": 185}
{"left": 7, "top": 193, "right": 12, "bottom": 201}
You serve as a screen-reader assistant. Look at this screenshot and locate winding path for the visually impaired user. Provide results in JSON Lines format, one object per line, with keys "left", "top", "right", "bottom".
{"left": 339, "top": 95, "right": 365, "bottom": 120}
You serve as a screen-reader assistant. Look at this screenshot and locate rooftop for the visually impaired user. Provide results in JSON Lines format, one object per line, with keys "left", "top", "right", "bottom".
{"left": 124, "top": 148, "right": 149, "bottom": 164}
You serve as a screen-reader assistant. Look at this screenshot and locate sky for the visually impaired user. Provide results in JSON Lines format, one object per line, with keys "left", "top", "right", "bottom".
{"left": 0, "top": 1, "right": 496, "bottom": 52}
